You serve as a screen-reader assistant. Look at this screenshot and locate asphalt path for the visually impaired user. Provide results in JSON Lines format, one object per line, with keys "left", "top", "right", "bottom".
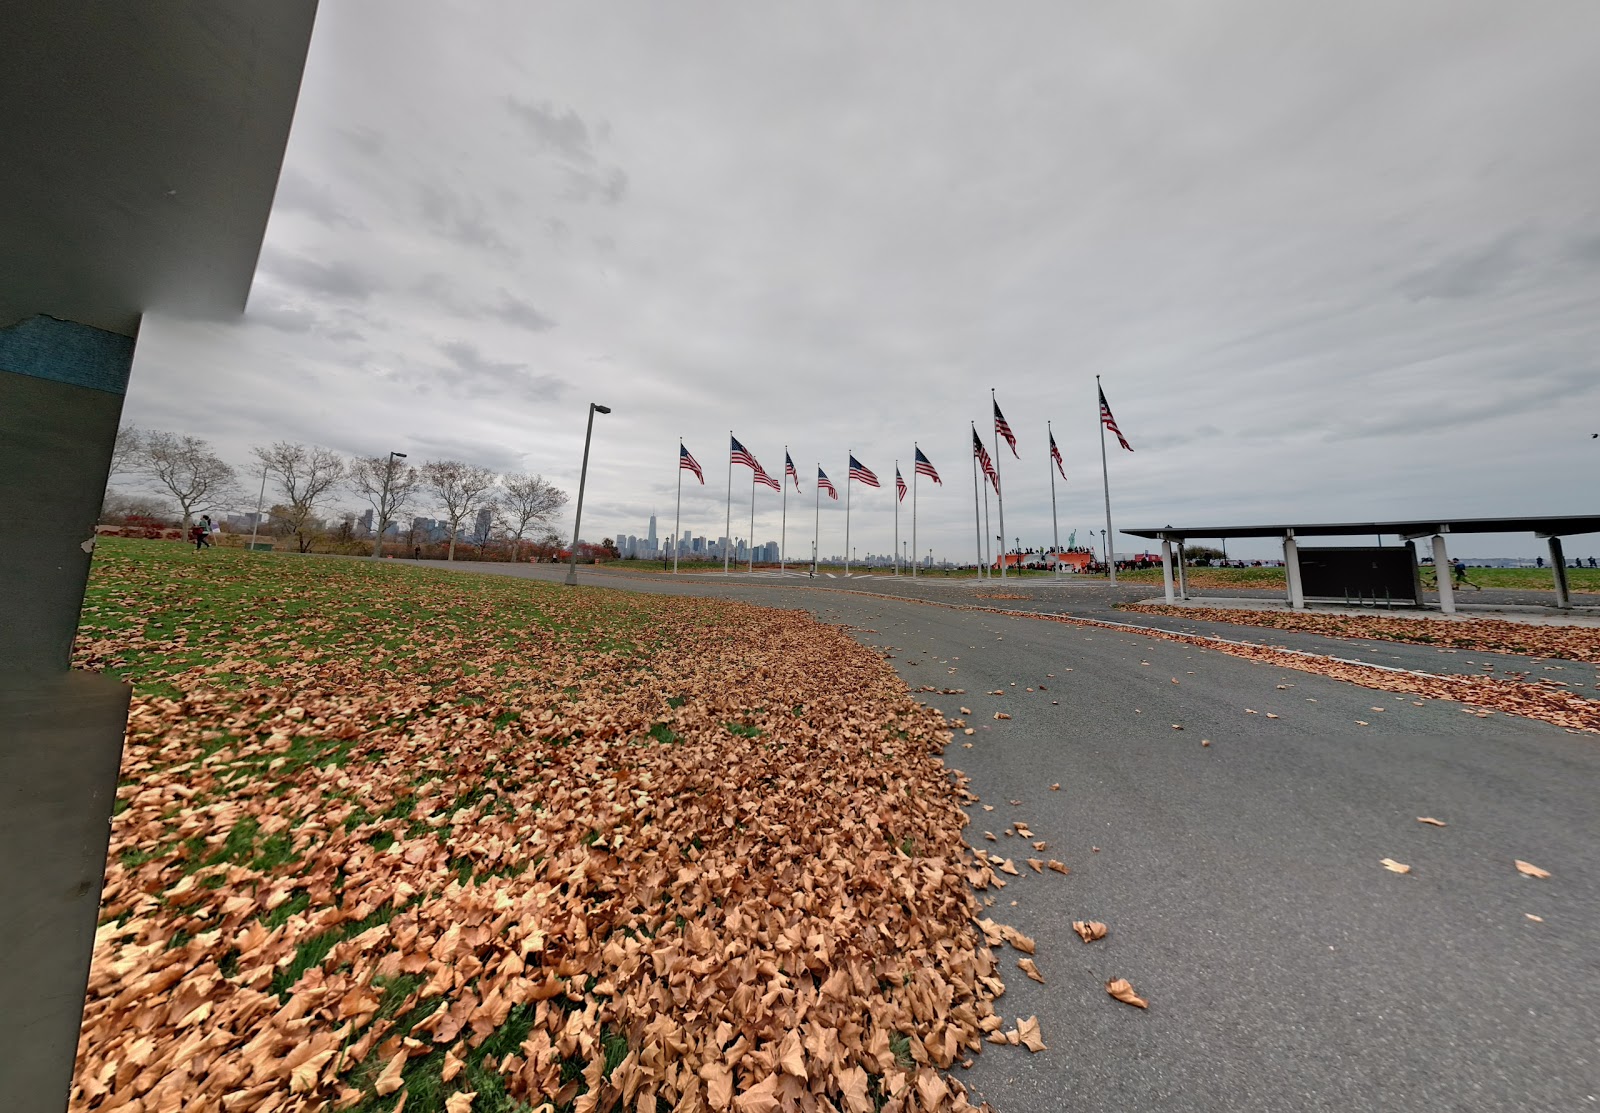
{"left": 401, "top": 561, "right": 1600, "bottom": 1110}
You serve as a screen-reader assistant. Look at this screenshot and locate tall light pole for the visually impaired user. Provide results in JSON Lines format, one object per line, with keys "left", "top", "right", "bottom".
{"left": 565, "top": 402, "right": 610, "bottom": 586}
{"left": 247, "top": 462, "right": 268, "bottom": 552}
{"left": 372, "top": 450, "right": 406, "bottom": 559}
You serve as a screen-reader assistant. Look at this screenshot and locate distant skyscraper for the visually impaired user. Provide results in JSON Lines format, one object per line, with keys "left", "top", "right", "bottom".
{"left": 474, "top": 507, "right": 494, "bottom": 542}
{"left": 647, "top": 514, "right": 658, "bottom": 552}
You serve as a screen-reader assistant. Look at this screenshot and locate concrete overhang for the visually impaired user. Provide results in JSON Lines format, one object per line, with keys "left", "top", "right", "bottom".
{"left": 1, "top": 3, "right": 319, "bottom": 337}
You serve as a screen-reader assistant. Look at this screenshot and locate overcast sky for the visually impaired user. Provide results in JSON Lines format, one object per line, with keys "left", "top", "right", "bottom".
{"left": 122, "top": 1, "right": 1600, "bottom": 560}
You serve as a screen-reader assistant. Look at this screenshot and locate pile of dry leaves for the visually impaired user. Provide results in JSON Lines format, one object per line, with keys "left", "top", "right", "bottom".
{"left": 72, "top": 543, "right": 1016, "bottom": 1112}
{"left": 1123, "top": 603, "right": 1600, "bottom": 665}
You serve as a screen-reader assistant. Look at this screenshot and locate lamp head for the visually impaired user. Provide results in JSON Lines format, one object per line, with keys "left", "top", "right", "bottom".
{"left": 593, "top": 403, "right": 612, "bottom": 414}
{"left": 392, "top": 451, "right": 407, "bottom": 459}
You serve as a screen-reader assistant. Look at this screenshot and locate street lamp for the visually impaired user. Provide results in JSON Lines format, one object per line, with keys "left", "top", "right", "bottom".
{"left": 565, "top": 403, "right": 610, "bottom": 585}
{"left": 248, "top": 462, "right": 268, "bottom": 553}
{"left": 372, "top": 450, "right": 406, "bottom": 559}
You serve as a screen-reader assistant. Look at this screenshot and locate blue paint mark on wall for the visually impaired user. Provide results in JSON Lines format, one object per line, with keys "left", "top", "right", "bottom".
{"left": 0, "top": 315, "right": 135, "bottom": 396}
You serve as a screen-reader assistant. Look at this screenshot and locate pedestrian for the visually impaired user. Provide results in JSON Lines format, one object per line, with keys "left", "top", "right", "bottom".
{"left": 190, "top": 522, "right": 207, "bottom": 551}
{"left": 1452, "top": 558, "right": 1479, "bottom": 591}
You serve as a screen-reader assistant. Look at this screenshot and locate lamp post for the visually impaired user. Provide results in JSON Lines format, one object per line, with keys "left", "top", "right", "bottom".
{"left": 248, "top": 463, "right": 268, "bottom": 552}
{"left": 565, "top": 402, "right": 610, "bottom": 586}
{"left": 372, "top": 450, "right": 406, "bottom": 559}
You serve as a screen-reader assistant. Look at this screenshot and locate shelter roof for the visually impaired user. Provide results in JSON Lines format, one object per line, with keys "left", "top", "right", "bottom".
{"left": 1124, "top": 515, "right": 1600, "bottom": 541}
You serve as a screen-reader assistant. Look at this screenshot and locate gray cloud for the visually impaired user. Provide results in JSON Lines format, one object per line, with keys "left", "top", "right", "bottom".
{"left": 419, "top": 183, "right": 514, "bottom": 255}
{"left": 1400, "top": 237, "right": 1523, "bottom": 300}
{"left": 431, "top": 339, "right": 566, "bottom": 401}
{"left": 505, "top": 99, "right": 598, "bottom": 163}
{"left": 563, "top": 166, "right": 628, "bottom": 205}
{"left": 486, "top": 291, "right": 556, "bottom": 331}
{"left": 256, "top": 247, "right": 383, "bottom": 301}
{"left": 271, "top": 168, "right": 363, "bottom": 228}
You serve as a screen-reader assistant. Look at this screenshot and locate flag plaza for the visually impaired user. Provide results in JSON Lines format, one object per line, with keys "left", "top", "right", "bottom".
{"left": 664, "top": 387, "right": 1134, "bottom": 575}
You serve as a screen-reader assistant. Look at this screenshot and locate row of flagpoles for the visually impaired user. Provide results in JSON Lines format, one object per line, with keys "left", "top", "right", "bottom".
{"left": 673, "top": 378, "right": 1135, "bottom": 579}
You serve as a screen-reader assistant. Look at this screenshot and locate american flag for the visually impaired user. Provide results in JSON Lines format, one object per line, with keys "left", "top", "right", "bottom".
{"left": 993, "top": 398, "right": 1018, "bottom": 457}
{"left": 1099, "top": 387, "right": 1133, "bottom": 452}
{"left": 785, "top": 451, "right": 801, "bottom": 492}
{"left": 973, "top": 427, "right": 998, "bottom": 493}
{"left": 1049, "top": 431, "right": 1066, "bottom": 480}
{"left": 848, "top": 455, "right": 880, "bottom": 487}
{"left": 730, "top": 435, "right": 759, "bottom": 470}
{"left": 895, "top": 467, "right": 907, "bottom": 502}
{"left": 914, "top": 447, "right": 942, "bottom": 485}
{"left": 753, "top": 465, "right": 780, "bottom": 491}
{"left": 817, "top": 467, "right": 838, "bottom": 500}
{"left": 680, "top": 443, "right": 703, "bottom": 483}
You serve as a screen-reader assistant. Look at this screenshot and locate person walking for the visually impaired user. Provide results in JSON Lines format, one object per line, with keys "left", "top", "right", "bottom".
{"left": 1452, "top": 558, "right": 1480, "bottom": 591}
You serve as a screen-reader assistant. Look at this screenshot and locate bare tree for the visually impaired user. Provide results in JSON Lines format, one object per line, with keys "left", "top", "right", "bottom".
{"left": 252, "top": 442, "right": 346, "bottom": 553}
{"left": 110, "top": 424, "right": 144, "bottom": 479}
{"left": 421, "top": 460, "right": 499, "bottom": 561}
{"left": 348, "top": 455, "right": 419, "bottom": 557}
{"left": 497, "top": 472, "right": 569, "bottom": 562}
{"left": 140, "top": 431, "right": 239, "bottom": 527}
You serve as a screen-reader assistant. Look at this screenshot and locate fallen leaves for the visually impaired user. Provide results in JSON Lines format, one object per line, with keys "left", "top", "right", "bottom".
{"left": 71, "top": 543, "right": 1002, "bottom": 1112}
{"left": 1016, "top": 1016, "right": 1047, "bottom": 1051}
{"left": 1515, "top": 860, "right": 1552, "bottom": 879}
{"left": 1047, "top": 860, "right": 1068, "bottom": 875}
{"left": 1072, "top": 921, "right": 1107, "bottom": 943}
{"left": 1417, "top": 817, "right": 1447, "bottom": 827}
{"left": 1124, "top": 603, "right": 1600, "bottom": 664}
{"left": 1017, "top": 958, "right": 1045, "bottom": 983}
{"left": 1381, "top": 858, "right": 1412, "bottom": 874}
{"left": 1105, "top": 979, "right": 1148, "bottom": 1009}
{"left": 993, "top": 712, "right": 1011, "bottom": 720}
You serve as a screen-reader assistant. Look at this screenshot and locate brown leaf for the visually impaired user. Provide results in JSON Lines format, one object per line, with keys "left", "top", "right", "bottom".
{"left": 1380, "top": 858, "right": 1411, "bottom": 874}
{"left": 1106, "top": 978, "right": 1148, "bottom": 1008}
{"left": 994, "top": 712, "right": 1011, "bottom": 720}
{"left": 1515, "top": 859, "right": 1551, "bottom": 879}
{"left": 1027, "top": 858, "right": 1044, "bottom": 873}
{"left": 445, "top": 1093, "right": 477, "bottom": 1113}
{"left": 1050, "top": 783, "right": 1060, "bottom": 790}
{"left": 1017, "top": 957, "right": 1045, "bottom": 983}
{"left": 699, "top": 1062, "right": 734, "bottom": 1110}
{"left": 374, "top": 1048, "right": 408, "bottom": 1096}
{"left": 1416, "top": 817, "right": 1447, "bottom": 827}
{"left": 1072, "top": 920, "right": 1107, "bottom": 943}
{"left": 1047, "top": 860, "right": 1068, "bottom": 874}
{"left": 998, "top": 859, "right": 1019, "bottom": 876}
{"left": 733, "top": 1073, "right": 782, "bottom": 1113}
{"left": 1017, "top": 1015, "right": 1048, "bottom": 1051}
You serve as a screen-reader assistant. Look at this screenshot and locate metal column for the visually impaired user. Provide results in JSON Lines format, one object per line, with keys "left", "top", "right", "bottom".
{"left": 1161, "top": 539, "right": 1176, "bottom": 603}
{"left": 1547, "top": 536, "right": 1571, "bottom": 609}
{"left": 1283, "top": 532, "right": 1306, "bottom": 610}
{"left": 1432, "top": 534, "right": 1456, "bottom": 615}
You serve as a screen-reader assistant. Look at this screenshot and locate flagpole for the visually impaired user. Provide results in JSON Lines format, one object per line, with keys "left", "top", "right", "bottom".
{"left": 912, "top": 444, "right": 919, "bottom": 579}
{"left": 983, "top": 463, "right": 992, "bottom": 576}
{"left": 844, "top": 452, "right": 852, "bottom": 576}
{"left": 970, "top": 428, "right": 984, "bottom": 579}
{"left": 1098, "top": 376, "right": 1117, "bottom": 586}
{"left": 991, "top": 388, "right": 1007, "bottom": 580}
{"left": 1048, "top": 421, "right": 1060, "bottom": 579}
{"left": 780, "top": 446, "right": 788, "bottom": 575}
{"left": 724, "top": 430, "right": 733, "bottom": 575}
{"left": 674, "top": 438, "right": 682, "bottom": 575}
{"left": 813, "top": 465, "right": 820, "bottom": 576}
{"left": 893, "top": 459, "right": 899, "bottom": 576}
{"left": 748, "top": 469, "right": 756, "bottom": 573}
